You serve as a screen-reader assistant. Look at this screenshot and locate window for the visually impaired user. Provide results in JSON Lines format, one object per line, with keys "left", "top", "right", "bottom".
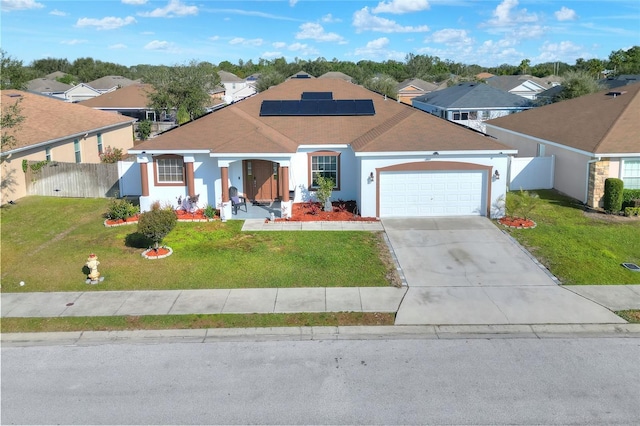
{"left": 45, "top": 147, "right": 51, "bottom": 162}
{"left": 453, "top": 112, "right": 469, "bottom": 121}
{"left": 309, "top": 152, "right": 340, "bottom": 189}
{"left": 621, "top": 159, "right": 640, "bottom": 189}
{"left": 74, "top": 139, "right": 81, "bottom": 163}
{"left": 97, "top": 133, "right": 103, "bottom": 155}
{"left": 155, "top": 155, "right": 185, "bottom": 185}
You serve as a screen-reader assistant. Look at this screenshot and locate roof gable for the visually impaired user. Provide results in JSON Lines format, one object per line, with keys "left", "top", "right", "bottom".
{"left": 486, "top": 82, "right": 640, "bottom": 154}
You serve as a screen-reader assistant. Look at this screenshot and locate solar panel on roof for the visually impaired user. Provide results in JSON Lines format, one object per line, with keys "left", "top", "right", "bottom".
{"left": 260, "top": 100, "right": 282, "bottom": 116}
{"left": 280, "top": 100, "right": 300, "bottom": 114}
{"left": 299, "top": 99, "right": 319, "bottom": 115}
{"left": 354, "top": 99, "right": 375, "bottom": 115}
{"left": 259, "top": 98, "right": 376, "bottom": 116}
{"left": 301, "top": 92, "right": 333, "bottom": 100}
{"left": 336, "top": 100, "right": 356, "bottom": 115}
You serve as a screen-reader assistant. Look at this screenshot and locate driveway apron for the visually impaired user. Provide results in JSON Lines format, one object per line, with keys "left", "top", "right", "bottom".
{"left": 384, "top": 217, "right": 625, "bottom": 325}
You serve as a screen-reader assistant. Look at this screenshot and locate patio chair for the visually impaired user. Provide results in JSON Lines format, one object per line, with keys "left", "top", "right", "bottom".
{"left": 229, "top": 186, "right": 247, "bottom": 214}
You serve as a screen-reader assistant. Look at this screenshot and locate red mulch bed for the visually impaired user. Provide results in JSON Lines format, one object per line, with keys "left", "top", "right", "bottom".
{"left": 279, "top": 201, "right": 378, "bottom": 222}
{"left": 498, "top": 216, "right": 536, "bottom": 229}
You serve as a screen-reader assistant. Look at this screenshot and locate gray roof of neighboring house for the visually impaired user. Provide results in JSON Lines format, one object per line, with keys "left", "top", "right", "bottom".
{"left": 412, "top": 82, "right": 533, "bottom": 109}
{"left": 87, "top": 76, "right": 136, "bottom": 90}
{"left": 396, "top": 78, "right": 439, "bottom": 92}
{"left": 217, "top": 70, "right": 243, "bottom": 82}
{"left": 600, "top": 74, "right": 640, "bottom": 89}
{"left": 45, "top": 71, "right": 69, "bottom": 80}
{"left": 26, "top": 78, "right": 72, "bottom": 93}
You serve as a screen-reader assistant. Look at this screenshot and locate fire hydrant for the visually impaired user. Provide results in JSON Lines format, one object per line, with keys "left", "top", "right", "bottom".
{"left": 85, "top": 253, "right": 101, "bottom": 283}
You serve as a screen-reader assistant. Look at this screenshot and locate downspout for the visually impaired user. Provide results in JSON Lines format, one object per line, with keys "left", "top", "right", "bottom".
{"left": 585, "top": 157, "right": 601, "bottom": 206}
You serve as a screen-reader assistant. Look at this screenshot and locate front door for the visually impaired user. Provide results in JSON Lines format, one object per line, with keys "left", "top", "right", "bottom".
{"left": 244, "top": 160, "right": 279, "bottom": 202}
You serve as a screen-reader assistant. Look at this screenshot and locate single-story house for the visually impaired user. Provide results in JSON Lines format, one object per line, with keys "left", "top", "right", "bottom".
{"left": 128, "top": 78, "right": 514, "bottom": 219}
{"left": 395, "top": 78, "right": 440, "bottom": 105}
{"left": 485, "top": 82, "right": 640, "bottom": 208}
{"left": 86, "top": 75, "right": 138, "bottom": 94}
{"left": 1, "top": 90, "right": 136, "bottom": 204}
{"left": 26, "top": 78, "right": 73, "bottom": 100}
{"left": 485, "top": 75, "right": 555, "bottom": 100}
{"left": 412, "top": 82, "right": 533, "bottom": 133}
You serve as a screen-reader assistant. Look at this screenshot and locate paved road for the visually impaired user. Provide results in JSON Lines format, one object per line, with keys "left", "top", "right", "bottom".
{"left": 3, "top": 338, "right": 639, "bottom": 425}
{"left": 384, "top": 217, "right": 626, "bottom": 325}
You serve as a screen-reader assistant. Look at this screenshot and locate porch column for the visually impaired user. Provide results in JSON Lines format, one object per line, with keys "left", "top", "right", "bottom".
{"left": 185, "top": 161, "right": 195, "bottom": 197}
{"left": 140, "top": 162, "right": 149, "bottom": 196}
{"left": 221, "top": 166, "right": 229, "bottom": 202}
{"left": 281, "top": 166, "right": 290, "bottom": 202}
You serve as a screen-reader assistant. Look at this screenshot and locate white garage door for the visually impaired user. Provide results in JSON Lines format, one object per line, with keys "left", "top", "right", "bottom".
{"left": 379, "top": 170, "right": 486, "bottom": 217}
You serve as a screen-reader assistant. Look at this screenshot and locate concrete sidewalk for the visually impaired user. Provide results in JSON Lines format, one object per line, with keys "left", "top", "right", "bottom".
{"left": 0, "top": 287, "right": 407, "bottom": 318}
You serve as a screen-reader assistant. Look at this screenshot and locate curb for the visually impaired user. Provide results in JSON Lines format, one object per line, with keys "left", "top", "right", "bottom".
{"left": 3, "top": 323, "right": 640, "bottom": 347}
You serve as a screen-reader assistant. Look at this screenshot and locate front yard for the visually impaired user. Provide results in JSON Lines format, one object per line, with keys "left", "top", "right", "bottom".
{"left": 499, "top": 190, "right": 640, "bottom": 285}
{"left": 0, "top": 197, "right": 396, "bottom": 293}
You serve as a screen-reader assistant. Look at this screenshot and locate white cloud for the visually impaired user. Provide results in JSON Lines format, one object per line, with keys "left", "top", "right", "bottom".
{"left": 272, "top": 42, "right": 287, "bottom": 49}
{"left": 537, "top": 40, "right": 588, "bottom": 62}
{"left": 49, "top": 9, "right": 67, "bottom": 16}
{"left": 144, "top": 40, "right": 174, "bottom": 50}
{"left": 76, "top": 16, "right": 137, "bottom": 30}
{"left": 353, "top": 7, "right": 429, "bottom": 33}
{"left": 109, "top": 43, "right": 128, "bottom": 49}
{"left": 372, "top": 0, "right": 430, "bottom": 15}
{"left": 288, "top": 43, "right": 319, "bottom": 56}
{"left": 61, "top": 39, "right": 88, "bottom": 45}
{"left": 209, "top": 35, "right": 220, "bottom": 41}
{"left": 512, "top": 24, "right": 545, "bottom": 39}
{"left": 138, "top": 0, "right": 197, "bottom": 18}
{"left": 486, "top": 0, "right": 538, "bottom": 27}
{"left": 321, "top": 13, "right": 341, "bottom": 23}
{"left": 353, "top": 37, "right": 405, "bottom": 60}
{"left": 1, "top": 0, "right": 44, "bottom": 12}
{"left": 229, "top": 37, "right": 264, "bottom": 47}
{"left": 289, "top": 0, "right": 298, "bottom": 6}
{"left": 296, "top": 23, "right": 346, "bottom": 43}
{"left": 261, "top": 51, "right": 282, "bottom": 59}
{"left": 429, "top": 29, "right": 472, "bottom": 46}
{"left": 122, "top": 0, "right": 147, "bottom": 4}
{"left": 555, "top": 6, "right": 577, "bottom": 22}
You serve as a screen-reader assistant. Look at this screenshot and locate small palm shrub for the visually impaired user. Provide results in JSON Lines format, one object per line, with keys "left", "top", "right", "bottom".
{"left": 137, "top": 202, "right": 177, "bottom": 250}
{"left": 107, "top": 198, "right": 139, "bottom": 220}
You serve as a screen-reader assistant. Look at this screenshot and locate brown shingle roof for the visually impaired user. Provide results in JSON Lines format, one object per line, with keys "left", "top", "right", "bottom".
{"left": 1, "top": 90, "right": 135, "bottom": 152}
{"left": 79, "top": 84, "right": 153, "bottom": 108}
{"left": 133, "top": 78, "right": 510, "bottom": 154}
{"left": 487, "top": 82, "right": 640, "bottom": 154}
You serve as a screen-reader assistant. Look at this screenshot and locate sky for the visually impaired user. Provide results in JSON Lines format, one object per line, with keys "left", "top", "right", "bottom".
{"left": 2, "top": 0, "right": 639, "bottom": 68}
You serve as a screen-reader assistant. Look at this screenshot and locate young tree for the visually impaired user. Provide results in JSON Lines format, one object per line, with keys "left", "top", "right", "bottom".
{"left": 363, "top": 74, "right": 398, "bottom": 99}
{"left": 137, "top": 202, "right": 177, "bottom": 250}
{"left": 558, "top": 70, "right": 604, "bottom": 101}
{"left": 143, "top": 60, "right": 220, "bottom": 123}
{"left": 0, "top": 97, "right": 25, "bottom": 162}
{"left": 1, "top": 50, "right": 31, "bottom": 90}
{"left": 255, "top": 70, "right": 286, "bottom": 92}
{"left": 137, "top": 120, "right": 152, "bottom": 141}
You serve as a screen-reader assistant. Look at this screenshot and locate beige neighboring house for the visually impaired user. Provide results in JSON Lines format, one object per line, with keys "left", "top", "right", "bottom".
{"left": 485, "top": 83, "right": 640, "bottom": 209}
{"left": 395, "top": 78, "right": 439, "bottom": 105}
{"left": 217, "top": 71, "right": 257, "bottom": 103}
{"left": 1, "top": 90, "right": 136, "bottom": 204}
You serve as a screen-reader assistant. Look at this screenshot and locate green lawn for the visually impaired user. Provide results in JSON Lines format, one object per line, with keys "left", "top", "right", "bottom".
{"left": 0, "top": 196, "right": 395, "bottom": 292}
{"left": 499, "top": 190, "right": 640, "bottom": 285}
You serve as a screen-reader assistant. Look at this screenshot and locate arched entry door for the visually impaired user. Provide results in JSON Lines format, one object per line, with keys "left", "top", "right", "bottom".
{"left": 243, "top": 160, "right": 279, "bottom": 202}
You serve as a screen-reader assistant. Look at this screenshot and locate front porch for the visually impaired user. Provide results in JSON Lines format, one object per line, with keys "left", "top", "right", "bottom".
{"left": 229, "top": 200, "right": 282, "bottom": 220}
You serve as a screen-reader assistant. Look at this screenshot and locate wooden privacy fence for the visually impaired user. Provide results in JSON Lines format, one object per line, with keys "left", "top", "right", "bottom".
{"left": 25, "top": 161, "right": 119, "bottom": 198}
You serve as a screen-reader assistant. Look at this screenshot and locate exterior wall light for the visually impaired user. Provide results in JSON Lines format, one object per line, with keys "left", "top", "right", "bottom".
{"left": 494, "top": 170, "right": 500, "bottom": 180}
{"left": 369, "top": 172, "right": 375, "bottom": 183}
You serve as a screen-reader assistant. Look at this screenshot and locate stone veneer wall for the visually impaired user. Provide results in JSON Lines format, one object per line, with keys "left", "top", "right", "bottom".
{"left": 587, "top": 159, "right": 610, "bottom": 208}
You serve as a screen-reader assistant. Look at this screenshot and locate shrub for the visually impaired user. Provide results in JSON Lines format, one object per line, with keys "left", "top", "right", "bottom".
{"left": 107, "top": 198, "right": 139, "bottom": 220}
{"left": 603, "top": 178, "right": 624, "bottom": 212}
{"left": 137, "top": 120, "right": 152, "bottom": 141}
{"left": 314, "top": 174, "right": 334, "bottom": 211}
{"left": 137, "top": 202, "right": 177, "bottom": 249}
{"left": 622, "top": 189, "right": 640, "bottom": 209}
{"left": 100, "top": 146, "right": 124, "bottom": 163}
{"left": 203, "top": 204, "right": 217, "bottom": 219}
{"left": 624, "top": 206, "right": 640, "bottom": 217}
{"left": 504, "top": 189, "right": 540, "bottom": 219}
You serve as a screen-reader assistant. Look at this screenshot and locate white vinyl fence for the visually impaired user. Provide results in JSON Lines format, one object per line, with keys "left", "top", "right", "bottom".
{"left": 509, "top": 156, "right": 554, "bottom": 191}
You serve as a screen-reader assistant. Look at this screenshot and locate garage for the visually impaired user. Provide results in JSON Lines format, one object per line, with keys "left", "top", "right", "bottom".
{"left": 379, "top": 170, "right": 487, "bottom": 217}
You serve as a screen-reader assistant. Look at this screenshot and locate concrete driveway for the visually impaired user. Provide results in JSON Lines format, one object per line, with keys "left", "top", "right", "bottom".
{"left": 384, "top": 217, "right": 625, "bottom": 325}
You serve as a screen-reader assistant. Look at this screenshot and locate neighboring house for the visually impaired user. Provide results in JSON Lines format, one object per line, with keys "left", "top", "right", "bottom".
{"left": 288, "top": 71, "right": 315, "bottom": 80}
{"left": 217, "top": 71, "right": 257, "bottom": 103}
{"left": 476, "top": 72, "right": 495, "bottom": 80}
{"left": 26, "top": 78, "right": 72, "bottom": 99}
{"left": 128, "top": 78, "right": 514, "bottom": 219}
{"left": 63, "top": 83, "right": 103, "bottom": 103}
{"left": 485, "top": 83, "right": 640, "bottom": 209}
{"left": 395, "top": 78, "right": 439, "bottom": 105}
{"left": 412, "top": 82, "right": 533, "bottom": 133}
{"left": 86, "top": 75, "right": 137, "bottom": 94}
{"left": 0, "top": 90, "right": 136, "bottom": 203}
{"left": 485, "top": 75, "right": 553, "bottom": 99}
{"left": 45, "top": 71, "right": 69, "bottom": 80}
{"left": 318, "top": 72, "right": 354, "bottom": 83}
